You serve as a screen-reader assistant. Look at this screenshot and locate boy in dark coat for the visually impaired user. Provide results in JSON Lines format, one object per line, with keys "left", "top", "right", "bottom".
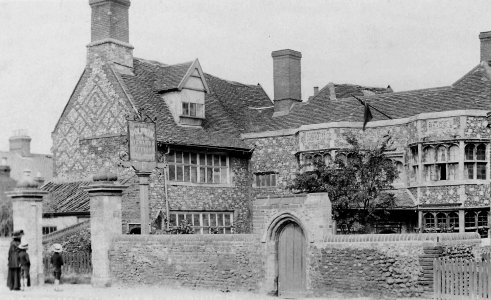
{"left": 51, "top": 243, "right": 63, "bottom": 291}
{"left": 18, "top": 242, "right": 30, "bottom": 291}
{"left": 6, "top": 231, "right": 22, "bottom": 291}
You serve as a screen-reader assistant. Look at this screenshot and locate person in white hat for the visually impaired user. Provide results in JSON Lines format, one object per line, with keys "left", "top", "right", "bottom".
{"left": 51, "top": 244, "right": 64, "bottom": 291}
{"left": 18, "top": 242, "right": 30, "bottom": 291}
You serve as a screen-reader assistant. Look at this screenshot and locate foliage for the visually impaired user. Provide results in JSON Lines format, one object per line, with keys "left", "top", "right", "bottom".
{"left": 289, "top": 133, "right": 398, "bottom": 233}
{"left": 0, "top": 198, "right": 13, "bottom": 237}
{"left": 166, "top": 219, "right": 195, "bottom": 234}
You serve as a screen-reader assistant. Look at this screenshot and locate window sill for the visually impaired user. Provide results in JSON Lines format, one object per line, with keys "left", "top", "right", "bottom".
{"left": 169, "top": 181, "right": 233, "bottom": 188}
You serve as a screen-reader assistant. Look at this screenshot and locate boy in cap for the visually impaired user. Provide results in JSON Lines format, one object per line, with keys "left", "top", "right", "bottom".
{"left": 51, "top": 244, "right": 64, "bottom": 291}
{"left": 18, "top": 241, "right": 30, "bottom": 291}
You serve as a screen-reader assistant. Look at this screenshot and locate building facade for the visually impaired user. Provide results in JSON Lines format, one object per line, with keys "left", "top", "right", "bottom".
{"left": 48, "top": 0, "right": 491, "bottom": 237}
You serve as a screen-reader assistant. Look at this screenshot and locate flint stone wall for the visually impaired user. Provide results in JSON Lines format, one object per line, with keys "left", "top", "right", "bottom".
{"left": 109, "top": 234, "right": 265, "bottom": 292}
{"left": 309, "top": 233, "right": 481, "bottom": 298}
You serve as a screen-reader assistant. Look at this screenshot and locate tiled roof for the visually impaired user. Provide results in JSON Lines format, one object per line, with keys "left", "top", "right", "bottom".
{"left": 41, "top": 176, "right": 137, "bottom": 213}
{"left": 41, "top": 181, "right": 91, "bottom": 213}
{"left": 245, "top": 62, "right": 491, "bottom": 132}
{"left": 145, "top": 60, "right": 193, "bottom": 92}
{"left": 116, "top": 58, "right": 273, "bottom": 150}
{"left": 0, "top": 151, "right": 53, "bottom": 182}
{"left": 388, "top": 189, "right": 417, "bottom": 208}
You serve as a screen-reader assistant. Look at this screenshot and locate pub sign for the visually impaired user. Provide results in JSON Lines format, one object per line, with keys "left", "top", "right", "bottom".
{"left": 128, "top": 120, "right": 156, "bottom": 162}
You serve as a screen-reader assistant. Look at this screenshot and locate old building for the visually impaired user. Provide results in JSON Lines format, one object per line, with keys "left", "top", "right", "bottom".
{"left": 0, "top": 131, "right": 52, "bottom": 183}
{"left": 48, "top": 0, "right": 491, "bottom": 237}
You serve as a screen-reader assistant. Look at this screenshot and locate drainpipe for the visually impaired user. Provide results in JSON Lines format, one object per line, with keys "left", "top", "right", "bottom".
{"left": 163, "top": 146, "right": 171, "bottom": 231}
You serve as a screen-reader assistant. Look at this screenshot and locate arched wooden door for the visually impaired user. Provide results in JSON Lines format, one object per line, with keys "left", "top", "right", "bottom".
{"left": 277, "top": 222, "right": 306, "bottom": 296}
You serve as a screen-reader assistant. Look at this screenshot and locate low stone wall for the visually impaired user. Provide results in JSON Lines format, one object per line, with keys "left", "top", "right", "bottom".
{"left": 0, "top": 238, "right": 10, "bottom": 290}
{"left": 109, "top": 234, "right": 266, "bottom": 292}
{"left": 309, "top": 233, "right": 481, "bottom": 298}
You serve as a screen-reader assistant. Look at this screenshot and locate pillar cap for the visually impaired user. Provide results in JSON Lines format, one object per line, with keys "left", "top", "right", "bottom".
{"left": 7, "top": 189, "right": 48, "bottom": 200}
{"left": 85, "top": 173, "right": 127, "bottom": 195}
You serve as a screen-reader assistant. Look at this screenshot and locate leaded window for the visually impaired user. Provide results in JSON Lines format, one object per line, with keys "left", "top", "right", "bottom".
{"left": 168, "top": 211, "right": 234, "bottom": 234}
{"left": 168, "top": 150, "right": 228, "bottom": 184}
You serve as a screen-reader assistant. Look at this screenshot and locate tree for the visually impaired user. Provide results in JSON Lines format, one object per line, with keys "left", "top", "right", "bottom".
{"left": 289, "top": 133, "right": 398, "bottom": 233}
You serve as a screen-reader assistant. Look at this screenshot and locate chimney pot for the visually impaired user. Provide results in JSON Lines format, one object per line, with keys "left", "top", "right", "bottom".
{"left": 314, "top": 86, "right": 319, "bottom": 96}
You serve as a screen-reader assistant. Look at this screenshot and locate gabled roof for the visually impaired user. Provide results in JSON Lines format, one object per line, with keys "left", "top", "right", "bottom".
{"left": 115, "top": 58, "right": 273, "bottom": 150}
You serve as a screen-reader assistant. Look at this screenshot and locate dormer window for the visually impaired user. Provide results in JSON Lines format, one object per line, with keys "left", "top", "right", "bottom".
{"left": 182, "top": 102, "right": 204, "bottom": 118}
{"left": 159, "top": 59, "right": 210, "bottom": 127}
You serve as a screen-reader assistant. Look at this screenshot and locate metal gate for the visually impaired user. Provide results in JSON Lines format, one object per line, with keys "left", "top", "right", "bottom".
{"left": 278, "top": 222, "right": 306, "bottom": 296}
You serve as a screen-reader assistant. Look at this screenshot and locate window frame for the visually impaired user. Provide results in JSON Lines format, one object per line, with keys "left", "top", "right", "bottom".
{"left": 255, "top": 172, "right": 278, "bottom": 188}
{"left": 168, "top": 211, "right": 234, "bottom": 234}
{"left": 181, "top": 101, "right": 204, "bottom": 118}
{"left": 168, "top": 150, "right": 229, "bottom": 184}
{"left": 464, "top": 143, "right": 487, "bottom": 180}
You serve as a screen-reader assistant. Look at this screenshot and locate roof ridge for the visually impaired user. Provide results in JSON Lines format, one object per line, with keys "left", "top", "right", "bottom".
{"left": 361, "top": 85, "right": 451, "bottom": 99}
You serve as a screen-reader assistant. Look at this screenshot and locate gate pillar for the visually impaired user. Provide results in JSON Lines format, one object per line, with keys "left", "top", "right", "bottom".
{"left": 85, "top": 173, "right": 127, "bottom": 287}
{"left": 7, "top": 174, "right": 48, "bottom": 286}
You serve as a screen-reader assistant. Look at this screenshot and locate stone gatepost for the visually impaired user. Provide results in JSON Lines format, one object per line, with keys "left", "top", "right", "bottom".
{"left": 7, "top": 177, "right": 48, "bottom": 286}
{"left": 85, "top": 174, "right": 127, "bottom": 287}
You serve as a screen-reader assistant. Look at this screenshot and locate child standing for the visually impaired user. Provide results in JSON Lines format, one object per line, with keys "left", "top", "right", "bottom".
{"left": 51, "top": 244, "right": 64, "bottom": 291}
{"left": 18, "top": 242, "right": 30, "bottom": 291}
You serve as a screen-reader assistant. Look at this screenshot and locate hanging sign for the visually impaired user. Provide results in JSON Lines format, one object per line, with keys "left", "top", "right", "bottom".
{"left": 128, "top": 120, "right": 156, "bottom": 162}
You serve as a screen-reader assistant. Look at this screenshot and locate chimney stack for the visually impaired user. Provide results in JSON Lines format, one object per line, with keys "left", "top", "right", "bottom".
{"left": 314, "top": 86, "right": 319, "bottom": 96}
{"left": 87, "top": 0, "right": 134, "bottom": 68}
{"left": 479, "top": 31, "right": 491, "bottom": 63}
{"left": 271, "top": 49, "right": 302, "bottom": 117}
{"left": 9, "top": 130, "right": 31, "bottom": 157}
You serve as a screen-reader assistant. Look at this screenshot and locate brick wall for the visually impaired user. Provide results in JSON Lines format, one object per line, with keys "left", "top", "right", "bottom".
{"left": 109, "top": 235, "right": 266, "bottom": 292}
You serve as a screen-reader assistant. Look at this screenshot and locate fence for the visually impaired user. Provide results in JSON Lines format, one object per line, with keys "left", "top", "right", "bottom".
{"left": 43, "top": 252, "right": 92, "bottom": 276}
{"left": 434, "top": 257, "right": 491, "bottom": 299}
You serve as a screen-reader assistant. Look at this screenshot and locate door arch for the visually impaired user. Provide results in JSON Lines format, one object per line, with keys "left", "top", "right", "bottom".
{"left": 277, "top": 221, "right": 306, "bottom": 296}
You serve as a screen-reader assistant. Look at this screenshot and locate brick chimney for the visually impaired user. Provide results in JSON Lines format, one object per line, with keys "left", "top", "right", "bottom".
{"left": 9, "top": 132, "right": 31, "bottom": 157}
{"left": 87, "top": 0, "right": 133, "bottom": 68}
{"left": 479, "top": 31, "right": 491, "bottom": 63}
{"left": 272, "top": 49, "right": 302, "bottom": 117}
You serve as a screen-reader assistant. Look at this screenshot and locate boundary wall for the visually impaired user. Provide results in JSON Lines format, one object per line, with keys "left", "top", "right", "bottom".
{"left": 107, "top": 232, "right": 480, "bottom": 297}
{"left": 109, "top": 234, "right": 266, "bottom": 292}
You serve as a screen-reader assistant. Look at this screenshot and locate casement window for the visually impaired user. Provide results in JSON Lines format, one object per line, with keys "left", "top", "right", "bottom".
{"left": 255, "top": 172, "right": 277, "bottom": 187}
{"left": 168, "top": 150, "right": 229, "bottom": 184}
{"left": 464, "top": 144, "right": 487, "bottom": 180}
{"left": 42, "top": 226, "right": 57, "bottom": 235}
{"left": 423, "top": 212, "right": 459, "bottom": 232}
{"left": 422, "top": 145, "right": 459, "bottom": 181}
{"left": 182, "top": 102, "right": 204, "bottom": 118}
{"left": 168, "top": 211, "right": 234, "bottom": 234}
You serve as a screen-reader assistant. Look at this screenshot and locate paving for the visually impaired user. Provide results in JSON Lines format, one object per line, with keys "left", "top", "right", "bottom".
{"left": 0, "top": 284, "right": 433, "bottom": 300}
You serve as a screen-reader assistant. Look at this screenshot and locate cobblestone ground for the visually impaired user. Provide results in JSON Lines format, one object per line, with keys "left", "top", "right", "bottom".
{"left": 0, "top": 284, "right": 432, "bottom": 300}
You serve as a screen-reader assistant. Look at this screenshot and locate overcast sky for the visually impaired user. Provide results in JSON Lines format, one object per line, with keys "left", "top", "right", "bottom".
{"left": 1, "top": 0, "right": 491, "bottom": 154}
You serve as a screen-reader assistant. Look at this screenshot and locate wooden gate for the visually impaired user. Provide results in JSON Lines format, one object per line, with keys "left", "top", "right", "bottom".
{"left": 278, "top": 222, "right": 306, "bottom": 296}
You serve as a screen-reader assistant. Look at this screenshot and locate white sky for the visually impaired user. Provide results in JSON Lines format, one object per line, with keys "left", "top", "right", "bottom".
{"left": 1, "top": 0, "right": 491, "bottom": 154}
